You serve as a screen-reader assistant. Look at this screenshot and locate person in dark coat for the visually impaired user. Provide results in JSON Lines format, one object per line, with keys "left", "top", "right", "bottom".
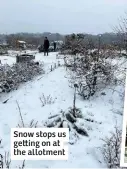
{"left": 53, "top": 41, "right": 56, "bottom": 52}
{"left": 43, "top": 37, "right": 49, "bottom": 56}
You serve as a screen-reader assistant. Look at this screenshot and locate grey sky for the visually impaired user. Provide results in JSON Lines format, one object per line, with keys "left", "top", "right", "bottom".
{"left": 0, "top": 0, "right": 127, "bottom": 34}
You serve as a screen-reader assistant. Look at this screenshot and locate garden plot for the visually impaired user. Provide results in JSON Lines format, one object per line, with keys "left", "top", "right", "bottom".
{"left": 0, "top": 51, "right": 126, "bottom": 168}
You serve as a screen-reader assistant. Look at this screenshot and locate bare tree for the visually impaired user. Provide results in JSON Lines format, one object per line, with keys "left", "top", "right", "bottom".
{"left": 114, "top": 12, "right": 127, "bottom": 54}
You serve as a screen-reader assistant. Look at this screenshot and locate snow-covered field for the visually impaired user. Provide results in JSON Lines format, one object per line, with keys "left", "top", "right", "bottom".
{"left": 0, "top": 51, "right": 126, "bottom": 168}
{"left": 0, "top": 55, "right": 16, "bottom": 65}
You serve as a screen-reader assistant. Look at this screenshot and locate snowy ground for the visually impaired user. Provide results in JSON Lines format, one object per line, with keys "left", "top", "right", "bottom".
{"left": 0, "top": 55, "right": 16, "bottom": 65}
{"left": 0, "top": 51, "right": 126, "bottom": 168}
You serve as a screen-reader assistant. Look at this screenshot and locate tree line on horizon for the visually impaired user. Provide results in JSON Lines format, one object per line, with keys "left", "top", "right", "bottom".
{"left": 0, "top": 32, "right": 126, "bottom": 49}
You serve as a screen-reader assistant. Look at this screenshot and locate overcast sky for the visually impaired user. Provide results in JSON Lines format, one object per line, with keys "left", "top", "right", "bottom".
{"left": 0, "top": 0, "right": 127, "bottom": 34}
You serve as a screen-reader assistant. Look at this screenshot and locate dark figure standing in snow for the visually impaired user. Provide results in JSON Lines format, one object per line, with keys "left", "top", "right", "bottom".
{"left": 53, "top": 41, "right": 56, "bottom": 52}
{"left": 43, "top": 37, "right": 49, "bottom": 56}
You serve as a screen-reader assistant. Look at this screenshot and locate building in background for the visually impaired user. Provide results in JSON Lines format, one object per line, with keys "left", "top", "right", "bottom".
{"left": 17, "top": 40, "right": 27, "bottom": 50}
{"left": 50, "top": 41, "right": 64, "bottom": 51}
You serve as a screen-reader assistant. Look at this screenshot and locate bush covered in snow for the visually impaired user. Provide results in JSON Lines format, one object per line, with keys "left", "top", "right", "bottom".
{"left": 64, "top": 53, "right": 118, "bottom": 99}
{"left": 100, "top": 126, "right": 122, "bottom": 168}
{"left": 62, "top": 33, "right": 86, "bottom": 55}
{"left": 63, "top": 39, "right": 126, "bottom": 100}
{"left": 44, "top": 108, "right": 89, "bottom": 141}
{"left": 0, "top": 61, "right": 44, "bottom": 94}
{"left": 61, "top": 33, "right": 126, "bottom": 100}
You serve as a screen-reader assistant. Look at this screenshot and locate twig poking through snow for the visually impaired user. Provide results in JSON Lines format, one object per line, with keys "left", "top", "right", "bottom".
{"left": 84, "top": 118, "right": 102, "bottom": 124}
{"left": 4, "top": 152, "right": 11, "bottom": 169}
{"left": 19, "top": 160, "right": 25, "bottom": 169}
{"left": 16, "top": 100, "right": 24, "bottom": 127}
{"left": 39, "top": 93, "right": 55, "bottom": 107}
{"left": 3, "top": 96, "right": 12, "bottom": 104}
{"left": 48, "top": 114, "right": 59, "bottom": 119}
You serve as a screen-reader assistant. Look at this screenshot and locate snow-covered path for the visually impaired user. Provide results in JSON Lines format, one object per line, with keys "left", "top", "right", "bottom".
{"left": 0, "top": 52, "right": 125, "bottom": 168}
